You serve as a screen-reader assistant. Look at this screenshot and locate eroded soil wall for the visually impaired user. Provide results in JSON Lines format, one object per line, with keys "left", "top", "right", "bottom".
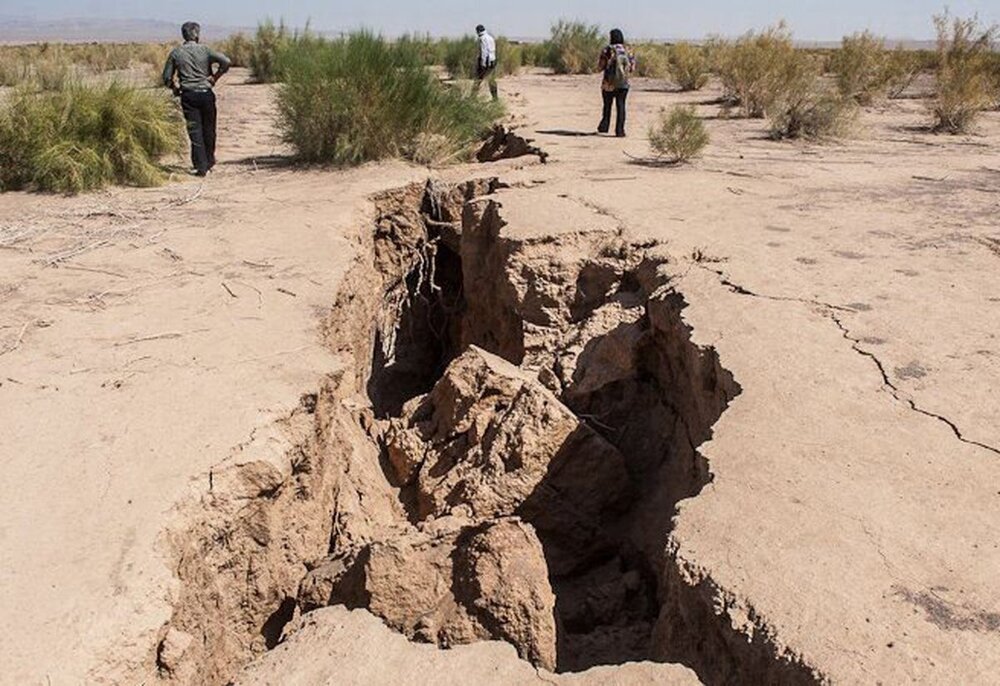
{"left": 160, "top": 178, "right": 821, "bottom": 685}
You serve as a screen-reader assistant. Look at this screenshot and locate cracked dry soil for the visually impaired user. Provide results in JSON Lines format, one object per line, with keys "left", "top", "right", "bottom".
{"left": 160, "top": 179, "right": 821, "bottom": 685}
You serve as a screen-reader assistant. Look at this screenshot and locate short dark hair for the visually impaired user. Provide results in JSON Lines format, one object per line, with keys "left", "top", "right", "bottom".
{"left": 610, "top": 28, "right": 625, "bottom": 45}
{"left": 182, "top": 22, "right": 201, "bottom": 42}
{"left": 476, "top": 25, "right": 486, "bottom": 34}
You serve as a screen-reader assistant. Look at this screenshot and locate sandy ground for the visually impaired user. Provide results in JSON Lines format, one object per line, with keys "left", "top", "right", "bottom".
{"left": 1, "top": 67, "right": 1000, "bottom": 683}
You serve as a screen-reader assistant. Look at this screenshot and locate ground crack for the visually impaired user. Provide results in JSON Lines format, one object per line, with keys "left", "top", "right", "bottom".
{"left": 702, "top": 266, "right": 1000, "bottom": 458}
{"left": 696, "top": 265, "right": 852, "bottom": 312}
{"left": 828, "top": 313, "right": 1000, "bottom": 458}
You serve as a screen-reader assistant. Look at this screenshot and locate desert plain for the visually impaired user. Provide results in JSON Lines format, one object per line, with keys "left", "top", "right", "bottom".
{"left": 1, "top": 64, "right": 1000, "bottom": 685}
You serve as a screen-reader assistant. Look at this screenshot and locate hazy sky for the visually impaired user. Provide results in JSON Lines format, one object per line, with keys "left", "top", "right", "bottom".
{"left": 4, "top": 0, "right": 999, "bottom": 40}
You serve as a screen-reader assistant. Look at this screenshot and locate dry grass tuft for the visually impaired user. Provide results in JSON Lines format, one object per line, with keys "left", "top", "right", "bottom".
{"left": 0, "top": 83, "right": 184, "bottom": 194}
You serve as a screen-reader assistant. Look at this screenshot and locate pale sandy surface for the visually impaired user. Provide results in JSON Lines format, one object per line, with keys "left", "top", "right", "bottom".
{"left": 236, "top": 607, "right": 699, "bottom": 685}
{"left": 2, "top": 67, "right": 1000, "bottom": 683}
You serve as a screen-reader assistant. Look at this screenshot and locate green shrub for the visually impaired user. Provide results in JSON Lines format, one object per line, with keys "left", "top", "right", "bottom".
{"left": 443, "top": 36, "right": 479, "bottom": 79}
{"left": 648, "top": 105, "right": 709, "bottom": 162}
{"left": 669, "top": 42, "right": 709, "bottom": 90}
{"left": 884, "top": 47, "right": 922, "bottom": 98}
{"left": 396, "top": 34, "right": 446, "bottom": 66}
{"left": 275, "top": 32, "right": 502, "bottom": 166}
{"left": 548, "top": 20, "right": 603, "bottom": 74}
{"left": 0, "top": 56, "right": 30, "bottom": 87}
{"left": 930, "top": 12, "right": 997, "bottom": 133}
{"left": 716, "top": 23, "right": 799, "bottom": 117}
{"left": 440, "top": 36, "right": 523, "bottom": 80}
{"left": 218, "top": 33, "right": 254, "bottom": 68}
{"left": 703, "top": 35, "right": 731, "bottom": 74}
{"left": 496, "top": 38, "right": 523, "bottom": 77}
{"left": 34, "top": 58, "right": 75, "bottom": 91}
{"left": 762, "top": 44, "right": 856, "bottom": 139}
{"left": 633, "top": 43, "right": 670, "bottom": 78}
{"left": 0, "top": 83, "right": 184, "bottom": 194}
{"left": 990, "top": 53, "right": 1000, "bottom": 108}
{"left": 767, "top": 88, "right": 856, "bottom": 140}
{"left": 520, "top": 42, "right": 551, "bottom": 68}
{"left": 831, "top": 31, "right": 891, "bottom": 104}
{"left": 250, "top": 20, "right": 293, "bottom": 82}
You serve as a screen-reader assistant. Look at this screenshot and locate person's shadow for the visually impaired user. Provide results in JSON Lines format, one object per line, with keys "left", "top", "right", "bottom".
{"left": 536, "top": 129, "right": 598, "bottom": 137}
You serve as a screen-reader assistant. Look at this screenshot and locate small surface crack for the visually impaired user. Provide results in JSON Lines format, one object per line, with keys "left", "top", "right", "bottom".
{"left": 829, "top": 313, "right": 1000, "bottom": 458}
{"left": 697, "top": 264, "right": 852, "bottom": 313}
{"left": 704, "top": 266, "right": 1000, "bottom": 458}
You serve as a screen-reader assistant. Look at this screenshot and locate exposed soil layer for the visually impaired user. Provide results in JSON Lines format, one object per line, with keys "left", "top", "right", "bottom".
{"left": 161, "top": 178, "right": 821, "bottom": 685}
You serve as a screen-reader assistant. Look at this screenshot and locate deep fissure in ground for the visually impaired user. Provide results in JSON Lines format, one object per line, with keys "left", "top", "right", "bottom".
{"left": 301, "top": 179, "right": 815, "bottom": 683}
{"left": 163, "top": 178, "right": 820, "bottom": 685}
{"left": 360, "top": 185, "right": 691, "bottom": 669}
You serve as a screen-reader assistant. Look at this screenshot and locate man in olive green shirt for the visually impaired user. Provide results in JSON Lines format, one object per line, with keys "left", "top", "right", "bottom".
{"left": 162, "top": 22, "right": 231, "bottom": 176}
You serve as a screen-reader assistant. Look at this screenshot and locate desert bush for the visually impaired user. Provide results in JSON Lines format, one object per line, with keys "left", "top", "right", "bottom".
{"left": 0, "top": 83, "right": 184, "bottom": 193}
{"left": 755, "top": 40, "right": 857, "bottom": 139}
{"left": 648, "top": 105, "right": 709, "bottom": 162}
{"left": 275, "top": 32, "right": 501, "bottom": 166}
{"left": 496, "top": 38, "right": 523, "bottom": 77}
{"left": 520, "top": 42, "right": 551, "bottom": 68}
{"left": 930, "top": 12, "right": 997, "bottom": 133}
{"left": 990, "top": 53, "right": 1000, "bottom": 108}
{"left": 442, "top": 36, "right": 524, "bottom": 80}
{"left": 396, "top": 34, "right": 446, "bottom": 66}
{"left": 884, "top": 47, "right": 922, "bottom": 98}
{"left": 767, "top": 87, "right": 857, "bottom": 140}
{"left": 716, "top": 23, "right": 798, "bottom": 117}
{"left": 831, "top": 31, "right": 891, "bottom": 104}
{"left": 548, "top": 20, "right": 604, "bottom": 74}
{"left": 703, "top": 35, "right": 731, "bottom": 74}
{"left": 633, "top": 43, "right": 670, "bottom": 78}
{"left": 217, "top": 33, "right": 253, "bottom": 68}
{"left": 442, "top": 36, "right": 479, "bottom": 79}
{"left": 669, "top": 42, "right": 709, "bottom": 90}
{"left": 0, "top": 56, "right": 30, "bottom": 87}
{"left": 250, "top": 20, "right": 293, "bottom": 82}
{"left": 133, "top": 43, "right": 173, "bottom": 70}
{"left": 34, "top": 58, "right": 75, "bottom": 91}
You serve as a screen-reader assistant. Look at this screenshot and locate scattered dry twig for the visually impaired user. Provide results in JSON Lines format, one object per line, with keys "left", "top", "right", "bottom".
{"left": 0, "top": 322, "right": 30, "bottom": 357}
{"left": 221, "top": 282, "right": 238, "bottom": 299}
{"left": 113, "top": 332, "right": 183, "bottom": 347}
{"left": 59, "top": 263, "right": 128, "bottom": 279}
{"left": 277, "top": 287, "right": 297, "bottom": 298}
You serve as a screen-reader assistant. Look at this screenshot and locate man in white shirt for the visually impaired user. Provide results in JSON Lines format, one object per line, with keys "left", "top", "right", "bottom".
{"left": 475, "top": 24, "right": 499, "bottom": 100}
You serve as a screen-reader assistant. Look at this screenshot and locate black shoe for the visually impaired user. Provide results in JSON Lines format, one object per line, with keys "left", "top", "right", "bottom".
{"left": 616, "top": 132, "right": 626, "bottom": 138}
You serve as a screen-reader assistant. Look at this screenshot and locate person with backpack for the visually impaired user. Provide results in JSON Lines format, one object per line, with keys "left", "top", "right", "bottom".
{"left": 474, "top": 24, "right": 499, "bottom": 100}
{"left": 162, "top": 22, "right": 231, "bottom": 176}
{"left": 597, "top": 29, "right": 636, "bottom": 137}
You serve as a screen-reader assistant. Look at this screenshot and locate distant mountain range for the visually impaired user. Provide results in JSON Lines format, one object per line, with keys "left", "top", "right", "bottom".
{"left": 0, "top": 16, "right": 250, "bottom": 43}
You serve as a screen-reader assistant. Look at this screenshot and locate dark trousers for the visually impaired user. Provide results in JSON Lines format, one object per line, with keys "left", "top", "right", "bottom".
{"left": 475, "top": 63, "right": 499, "bottom": 100}
{"left": 599, "top": 88, "right": 628, "bottom": 136}
{"left": 180, "top": 90, "right": 217, "bottom": 175}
